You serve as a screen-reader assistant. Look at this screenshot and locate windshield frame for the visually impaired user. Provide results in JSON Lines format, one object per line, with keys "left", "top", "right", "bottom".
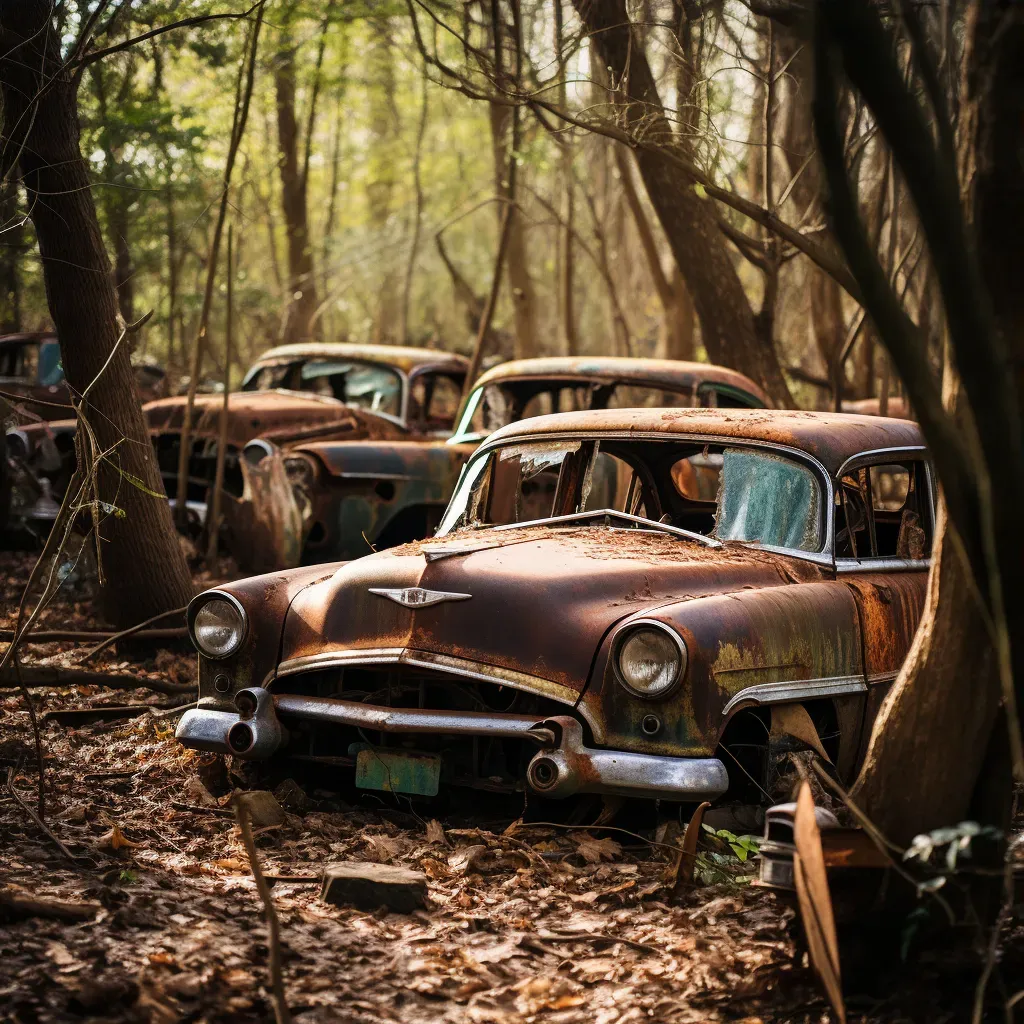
{"left": 241, "top": 356, "right": 409, "bottom": 421}
{"left": 437, "top": 428, "right": 835, "bottom": 565}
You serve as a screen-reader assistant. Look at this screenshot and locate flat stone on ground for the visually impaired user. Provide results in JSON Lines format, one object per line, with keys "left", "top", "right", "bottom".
{"left": 320, "top": 861, "right": 427, "bottom": 913}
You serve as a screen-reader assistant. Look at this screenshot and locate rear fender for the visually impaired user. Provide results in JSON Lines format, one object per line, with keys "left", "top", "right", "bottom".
{"left": 298, "top": 440, "right": 471, "bottom": 560}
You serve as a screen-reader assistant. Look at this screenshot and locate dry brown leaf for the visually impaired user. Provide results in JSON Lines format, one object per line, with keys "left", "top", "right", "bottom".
{"left": 449, "top": 844, "right": 488, "bottom": 874}
{"left": 425, "top": 819, "right": 448, "bottom": 846}
{"left": 571, "top": 833, "right": 622, "bottom": 864}
{"left": 97, "top": 823, "right": 143, "bottom": 853}
{"left": 771, "top": 704, "right": 832, "bottom": 763}
{"left": 793, "top": 781, "right": 845, "bottom": 1024}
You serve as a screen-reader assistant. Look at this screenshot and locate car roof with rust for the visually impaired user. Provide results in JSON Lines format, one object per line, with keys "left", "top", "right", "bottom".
{"left": 252, "top": 342, "right": 468, "bottom": 375}
{"left": 472, "top": 356, "right": 770, "bottom": 405}
{"left": 483, "top": 407, "right": 925, "bottom": 477}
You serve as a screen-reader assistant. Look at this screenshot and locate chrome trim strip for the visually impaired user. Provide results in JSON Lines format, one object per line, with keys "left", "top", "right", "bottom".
{"left": 490, "top": 508, "right": 721, "bottom": 548}
{"left": 835, "top": 558, "right": 930, "bottom": 574}
{"left": 270, "top": 647, "right": 598, "bottom": 734}
{"left": 867, "top": 670, "right": 898, "bottom": 685}
{"left": 834, "top": 446, "right": 928, "bottom": 481}
{"left": 274, "top": 694, "right": 549, "bottom": 740}
{"left": 722, "top": 675, "right": 867, "bottom": 715}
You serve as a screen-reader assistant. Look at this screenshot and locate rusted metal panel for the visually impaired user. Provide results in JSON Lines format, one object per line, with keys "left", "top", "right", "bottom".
{"left": 585, "top": 576, "right": 864, "bottom": 758}
{"left": 251, "top": 342, "right": 468, "bottom": 377}
{"left": 280, "top": 527, "right": 811, "bottom": 704}
{"left": 483, "top": 408, "right": 924, "bottom": 478}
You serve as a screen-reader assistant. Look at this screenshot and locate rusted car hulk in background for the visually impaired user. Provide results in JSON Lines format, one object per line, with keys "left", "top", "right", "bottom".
{"left": 177, "top": 408, "right": 930, "bottom": 815}
{"left": 4, "top": 342, "right": 467, "bottom": 545}
{"left": 277, "top": 356, "right": 769, "bottom": 568}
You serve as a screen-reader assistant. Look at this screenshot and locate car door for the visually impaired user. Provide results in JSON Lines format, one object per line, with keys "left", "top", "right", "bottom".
{"left": 833, "top": 449, "right": 933, "bottom": 765}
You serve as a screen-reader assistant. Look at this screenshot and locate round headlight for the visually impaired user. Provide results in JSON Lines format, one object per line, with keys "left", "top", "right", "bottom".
{"left": 192, "top": 597, "right": 246, "bottom": 659}
{"left": 616, "top": 625, "right": 686, "bottom": 698}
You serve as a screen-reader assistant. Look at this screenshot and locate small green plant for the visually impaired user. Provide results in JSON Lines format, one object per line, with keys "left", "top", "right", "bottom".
{"left": 119, "top": 869, "right": 138, "bottom": 885}
{"left": 694, "top": 825, "right": 761, "bottom": 885}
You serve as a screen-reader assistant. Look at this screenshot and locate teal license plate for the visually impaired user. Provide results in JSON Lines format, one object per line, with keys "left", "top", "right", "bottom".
{"left": 354, "top": 747, "right": 441, "bottom": 797}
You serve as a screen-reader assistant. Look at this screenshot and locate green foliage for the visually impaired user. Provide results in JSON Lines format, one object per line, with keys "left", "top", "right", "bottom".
{"left": 694, "top": 825, "right": 761, "bottom": 886}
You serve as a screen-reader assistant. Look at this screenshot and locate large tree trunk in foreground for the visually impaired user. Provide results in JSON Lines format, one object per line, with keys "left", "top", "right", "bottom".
{"left": 849, "top": 1, "right": 1024, "bottom": 843}
{"left": 851, "top": 507, "right": 999, "bottom": 846}
{"left": 274, "top": 9, "right": 319, "bottom": 344}
{"left": 574, "top": 0, "right": 792, "bottom": 405}
{"left": 0, "top": 3, "right": 193, "bottom": 626}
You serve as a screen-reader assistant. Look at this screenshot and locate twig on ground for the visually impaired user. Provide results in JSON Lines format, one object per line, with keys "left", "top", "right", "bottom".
{"left": 0, "top": 626, "right": 188, "bottom": 645}
{"left": 171, "top": 802, "right": 234, "bottom": 817}
{"left": 4, "top": 768, "right": 84, "bottom": 864}
{"left": 235, "top": 794, "right": 292, "bottom": 1024}
{"left": 0, "top": 665, "right": 196, "bottom": 696}
{"left": 77, "top": 605, "right": 189, "bottom": 663}
{"left": 536, "top": 931, "right": 661, "bottom": 955}
{"left": 0, "top": 888, "right": 101, "bottom": 923}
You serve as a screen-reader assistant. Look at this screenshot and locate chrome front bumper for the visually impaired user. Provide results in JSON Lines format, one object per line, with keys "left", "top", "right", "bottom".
{"left": 176, "top": 687, "right": 729, "bottom": 802}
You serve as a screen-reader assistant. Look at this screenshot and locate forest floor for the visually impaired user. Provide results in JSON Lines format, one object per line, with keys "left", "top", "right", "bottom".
{"left": 1, "top": 550, "right": 1022, "bottom": 1024}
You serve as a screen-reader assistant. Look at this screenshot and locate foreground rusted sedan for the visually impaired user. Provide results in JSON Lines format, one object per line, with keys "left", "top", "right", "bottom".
{"left": 176, "top": 408, "right": 931, "bottom": 809}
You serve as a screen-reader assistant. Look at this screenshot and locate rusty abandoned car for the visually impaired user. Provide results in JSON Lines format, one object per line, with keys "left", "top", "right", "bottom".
{"left": 3, "top": 342, "right": 468, "bottom": 543}
{"left": 272, "top": 355, "right": 770, "bottom": 567}
{"left": 176, "top": 408, "right": 931, "bottom": 815}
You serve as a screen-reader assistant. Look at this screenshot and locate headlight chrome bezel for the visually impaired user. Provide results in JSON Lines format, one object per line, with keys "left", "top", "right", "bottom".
{"left": 611, "top": 619, "right": 688, "bottom": 700}
{"left": 189, "top": 592, "right": 248, "bottom": 660}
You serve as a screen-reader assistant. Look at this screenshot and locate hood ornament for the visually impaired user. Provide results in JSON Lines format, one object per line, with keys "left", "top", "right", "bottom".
{"left": 369, "top": 587, "right": 472, "bottom": 609}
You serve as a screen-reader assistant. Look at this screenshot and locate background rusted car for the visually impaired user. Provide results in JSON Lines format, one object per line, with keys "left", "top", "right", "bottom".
{"left": 279, "top": 356, "right": 770, "bottom": 568}
{"left": 4, "top": 342, "right": 467, "bottom": 543}
{"left": 176, "top": 408, "right": 931, "bottom": 820}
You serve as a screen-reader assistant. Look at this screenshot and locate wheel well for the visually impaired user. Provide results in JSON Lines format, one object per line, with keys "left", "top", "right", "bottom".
{"left": 716, "top": 699, "right": 841, "bottom": 804}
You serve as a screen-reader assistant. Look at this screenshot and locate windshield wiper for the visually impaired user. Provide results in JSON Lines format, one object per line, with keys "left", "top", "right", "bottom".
{"left": 490, "top": 508, "right": 721, "bottom": 547}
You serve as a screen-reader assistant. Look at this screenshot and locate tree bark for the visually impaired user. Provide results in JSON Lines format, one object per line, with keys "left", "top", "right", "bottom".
{"left": 844, "top": 0, "right": 1024, "bottom": 841}
{"left": 573, "top": 0, "right": 792, "bottom": 405}
{"left": 0, "top": 175, "right": 22, "bottom": 332}
{"left": 614, "top": 145, "right": 694, "bottom": 361}
{"left": 274, "top": 6, "right": 320, "bottom": 344}
{"left": 489, "top": 100, "right": 539, "bottom": 361}
{"left": 0, "top": 3, "right": 193, "bottom": 626}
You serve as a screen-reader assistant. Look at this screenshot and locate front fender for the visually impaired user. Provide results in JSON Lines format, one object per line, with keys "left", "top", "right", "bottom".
{"left": 581, "top": 580, "right": 864, "bottom": 757}
{"left": 193, "top": 562, "right": 346, "bottom": 709}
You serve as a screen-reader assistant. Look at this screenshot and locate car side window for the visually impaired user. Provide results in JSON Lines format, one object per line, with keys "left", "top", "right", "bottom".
{"left": 835, "top": 460, "right": 930, "bottom": 560}
{"left": 410, "top": 373, "right": 463, "bottom": 431}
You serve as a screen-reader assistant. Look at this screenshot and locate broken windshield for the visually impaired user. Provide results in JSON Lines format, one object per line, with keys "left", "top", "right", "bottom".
{"left": 437, "top": 437, "right": 824, "bottom": 553}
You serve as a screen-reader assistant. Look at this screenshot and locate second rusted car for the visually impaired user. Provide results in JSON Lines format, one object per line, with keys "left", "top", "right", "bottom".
{"left": 177, "top": 408, "right": 930, "bottom": 813}
{"left": 279, "top": 356, "right": 770, "bottom": 566}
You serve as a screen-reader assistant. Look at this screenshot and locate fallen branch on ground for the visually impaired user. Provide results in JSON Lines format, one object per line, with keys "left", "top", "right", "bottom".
{"left": 0, "top": 888, "right": 101, "bottom": 923}
{"left": 0, "top": 627, "right": 188, "bottom": 645}
{"left": 0, "top": 665, "right": 196, "bottom": 696}
{"left": 235, "top": 795, "right": 292, "bottom": 1024}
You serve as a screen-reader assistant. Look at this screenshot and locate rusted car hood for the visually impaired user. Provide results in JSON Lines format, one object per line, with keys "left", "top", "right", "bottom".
{"left": 280, "top": 525, "right": 801, "bottom": 694}
{"left": 144, "top": 391, "right": 405, "bottom": 448}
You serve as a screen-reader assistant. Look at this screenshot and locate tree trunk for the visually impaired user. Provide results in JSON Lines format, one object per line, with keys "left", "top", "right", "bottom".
{"left": 0, "top": 175, "right": 22, "bottom": 332}
{"left": 0, "top": 3, "right": 193, "bottom": 626}
{"left": 850, "top": 506, "right": 999, "bottom": 845}
{"left": 614, "top": 145, "right": 694, "bottom": 361}
{"left": 849, "top": 0, "right": 1024, "bottom": 841}
{"left": 573, "top": 0, "right": 792, "bottom": 405}
{"left": 489, "top": 101, "right": 540, "bottom": 360}
{"left": 274, "top": 10, "right": 319, "bottom": 344}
